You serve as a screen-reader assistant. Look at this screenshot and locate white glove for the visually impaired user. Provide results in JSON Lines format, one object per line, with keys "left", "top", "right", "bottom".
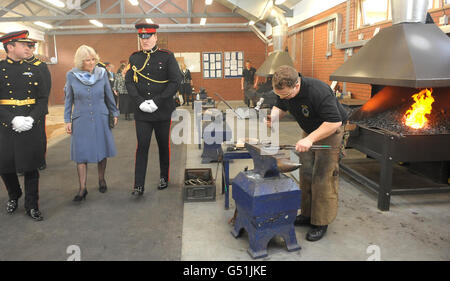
{"left": 13, "top": 116, "right": 34, "bottom": 133}
{"left": 139, "top": 102, "right": 153, "bottom": 113}
{"left": 146, "top": 99, "right": 158, "bottom": 113}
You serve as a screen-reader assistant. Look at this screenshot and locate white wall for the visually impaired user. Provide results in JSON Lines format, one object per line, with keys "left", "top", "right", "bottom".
{"left": 287, "top": 0, "right": 347, "bottom": 26}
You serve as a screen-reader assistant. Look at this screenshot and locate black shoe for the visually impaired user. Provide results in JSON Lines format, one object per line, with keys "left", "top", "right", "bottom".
{"left": 99, "top": 180, "right": 107, "bottom": 193}
{"left": 26, "top": 209, "right": 44, "bottom": 221}
{"left": 6, "top": 199, "right": 19, "bottom": 214}
{"left": 73, "top": 189, "right": 88, "bottom": 202}
{"left": 306, "top": 225, "right": 328, "bottom": 242}
{"left": 132, "top": 186, "right": 144, "bottom": 196}
{"left": 294, "top": 215, "right": 311, "bottom": 226}
{"left": 38, "top": 163, "right": 47, "bottom": 170}
{"left": 157, "top": 178, "right": 168, "bottom": 190}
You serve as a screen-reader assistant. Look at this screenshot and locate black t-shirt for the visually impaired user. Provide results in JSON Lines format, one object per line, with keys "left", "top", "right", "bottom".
{"left": 275, "top": 74, "right": 348, "bottom": 134}
{"left": 242, "top": 67, "right": 256, "bottom": 84}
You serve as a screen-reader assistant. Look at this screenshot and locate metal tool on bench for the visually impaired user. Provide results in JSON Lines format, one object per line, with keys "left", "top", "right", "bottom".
{"left": 231, "top": 143, "right": 302, "bottom": 259}
{"left": 213, "top": 92, "right": 245, "bottom": 119}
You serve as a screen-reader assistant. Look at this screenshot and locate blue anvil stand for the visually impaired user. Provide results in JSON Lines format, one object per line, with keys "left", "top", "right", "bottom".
{"left": 231, "top": 144, "right": 302, "bottom": 259}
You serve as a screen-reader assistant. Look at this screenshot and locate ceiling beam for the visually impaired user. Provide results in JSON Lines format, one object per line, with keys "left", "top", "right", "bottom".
{"left": 0, "top": 12, "right": 242, "bottom": 22}
{"left": 53, "top": 0, "right": 97, "bottom": 27}
{"left": 187, "top": 0, "right": 192, "bottom": 24}
{"left": 143, "top": 0, "right": 179, "bottom": 24}
{"left": 0, "top": 0, "right": 26, "bottom": 17}
{"left": 48, "top": 27, "right": 251, "bottom": 35}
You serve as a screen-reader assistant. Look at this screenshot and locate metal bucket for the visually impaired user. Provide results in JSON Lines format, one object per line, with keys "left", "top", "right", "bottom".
{"left": 391, "top": 0, "right": 428, "bottom": 24}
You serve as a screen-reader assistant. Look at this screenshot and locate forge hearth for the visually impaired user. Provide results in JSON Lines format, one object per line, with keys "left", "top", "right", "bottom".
{"left": 340, "top": 86, "right": 450, "bottom": 211}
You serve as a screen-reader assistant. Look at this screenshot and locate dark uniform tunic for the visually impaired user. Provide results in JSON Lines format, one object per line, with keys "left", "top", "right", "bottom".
{"left": 24, "top": 55, "right": 51, "bottom": 162}
{"left": 0, "top": 58, "right": 48, "bottom": 210}
{"left": 275, "top": 73, "right": 348, "bottom": 226}
{"left": 125, "top": 45, "right": 182, "bottom": 187}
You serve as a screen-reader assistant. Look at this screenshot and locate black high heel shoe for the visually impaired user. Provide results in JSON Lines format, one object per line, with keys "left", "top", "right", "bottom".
{"left": 73, "top": 189, "right": 88, "bottom": 202}
{"left": 99, "top": 180, "right": 107, "bottom": 193}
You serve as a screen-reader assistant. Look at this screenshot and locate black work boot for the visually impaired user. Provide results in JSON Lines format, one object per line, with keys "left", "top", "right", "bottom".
{"left": 131, "top": 186, "right": 144, "bottom": 196}
{"left": 294, "top": 215, "right": 311, "bottom": 226}
{"left": 306, "top": 225, "right": 328, "bottom": 242}
{"left": 26, "top": 209, "right": 44, "bottom": 221}
{"left": 157, "top": 178, "right": 168, "bottom": 190}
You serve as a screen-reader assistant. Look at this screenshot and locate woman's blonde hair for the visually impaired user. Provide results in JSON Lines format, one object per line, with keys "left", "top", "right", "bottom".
{"left": 74, "top": 45, "right": 99, "bottom": 69}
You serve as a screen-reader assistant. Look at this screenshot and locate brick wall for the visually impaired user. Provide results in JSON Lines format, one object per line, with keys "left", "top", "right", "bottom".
{"left": 47, "top": 31, "right": 266, "bottom": 105}
{"left": 286, "top": 0, "right": 450, "bottom": 100}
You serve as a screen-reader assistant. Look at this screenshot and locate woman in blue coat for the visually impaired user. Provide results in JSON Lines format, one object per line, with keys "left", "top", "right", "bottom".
{"left": 64, "top": 45, "right": 119, "bottom": 202}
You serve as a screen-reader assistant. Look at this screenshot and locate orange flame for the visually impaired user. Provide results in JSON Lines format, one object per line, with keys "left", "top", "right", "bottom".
{"left": 403, "top": 88, "right": 434, "bottom": 129}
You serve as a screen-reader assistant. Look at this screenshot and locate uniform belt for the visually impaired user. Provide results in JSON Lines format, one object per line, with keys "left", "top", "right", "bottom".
{"left": 0, "top": 99, "right": 36, "bottom": 106}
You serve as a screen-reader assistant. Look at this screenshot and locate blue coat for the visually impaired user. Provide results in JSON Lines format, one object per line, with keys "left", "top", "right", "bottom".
{"left": 64, "top": 67, "right": 119, "bottom": 163}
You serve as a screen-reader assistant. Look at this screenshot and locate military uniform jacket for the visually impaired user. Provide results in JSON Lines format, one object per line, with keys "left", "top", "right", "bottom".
{"left": 125, "top": 46, "right": 182, "bottom": 121}
{"left": 25, "top": 56, "right": 51, "bottom": 115}
{"left": 0, "top": 58, "right": 48, "bottom": 173}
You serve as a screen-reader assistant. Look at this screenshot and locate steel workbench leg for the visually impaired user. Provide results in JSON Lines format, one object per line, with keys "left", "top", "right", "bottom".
{"left": 378, "top": 135, "right": 394, "bottom": 211}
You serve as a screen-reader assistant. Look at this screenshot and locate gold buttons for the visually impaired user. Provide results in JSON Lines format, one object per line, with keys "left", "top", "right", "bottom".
{"left": 4, "top": 76, "right": 7, "bottom": 78}
{"left": 34, "top": 82, "right": 38, "bottom": 85}
{"left": 7, "top": 83, "right": 10, "bottom": 86}
{"left": 9, "top": 91, "right": 12, "bottom": 94}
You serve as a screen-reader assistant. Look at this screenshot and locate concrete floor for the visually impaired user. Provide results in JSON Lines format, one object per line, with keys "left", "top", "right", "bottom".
{"left": 0, "top": 101, "right": 449, "bottom": 261}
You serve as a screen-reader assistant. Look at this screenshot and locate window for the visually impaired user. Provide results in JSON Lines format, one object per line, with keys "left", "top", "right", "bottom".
{"left": 357, "top": 0, "right": 391, "bottom": 28}
{"left": 427, "top": 0, "right": 441, "bottom": 9}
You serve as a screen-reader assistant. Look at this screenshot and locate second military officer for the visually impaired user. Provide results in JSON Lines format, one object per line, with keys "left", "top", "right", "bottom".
{"left": 125, "top": 23, "right": 182, "bottom": 196}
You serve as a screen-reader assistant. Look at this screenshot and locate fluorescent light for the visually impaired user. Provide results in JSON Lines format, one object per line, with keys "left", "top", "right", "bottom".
{"left": 89, "top": 20, "right": 104, "bottom": 27}
{"left": 34, "top": 21, "right": 53, "bottom": 29}
{"left": 129, "top": 0, "right": 139, "bottom": 6}
{"left": 205, "top": 0, "right": 213, "bottom": 5}
{"left": 249, "top": 20, "right": 255, "bottom": 25}
{"left": 44, "top": 0, "right": 65, "bottom": 8}
{"left": 200, "top": 18, "right": 207, "bottom": 25}
{"left": 146, "top": 18, "right": 154, "bottom": 24}
{"left": 275, "top": 0, "right": 286, "bottom": 5}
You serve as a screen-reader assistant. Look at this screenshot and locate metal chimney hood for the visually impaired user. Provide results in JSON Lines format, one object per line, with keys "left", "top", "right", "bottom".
{"left": 330, "top": 0, "right": 450, "bottom": 88}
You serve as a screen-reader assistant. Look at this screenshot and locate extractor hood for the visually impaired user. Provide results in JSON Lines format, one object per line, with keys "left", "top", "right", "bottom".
{"left": 330, "top": 0, "right": 450, "bottom": 88}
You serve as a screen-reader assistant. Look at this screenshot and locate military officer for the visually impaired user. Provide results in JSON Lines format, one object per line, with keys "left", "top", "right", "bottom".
{"left": 0, "top": 30, "right": 49, "bottom": 221}
{"left": 125, "top": 23, "right": 182, "bottom": 196}
{"left": 24, "top": 39, "right": 51, "bottom": 171}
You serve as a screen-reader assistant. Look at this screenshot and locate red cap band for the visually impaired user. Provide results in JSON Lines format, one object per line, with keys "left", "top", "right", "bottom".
{"left": 138, "top": 28, "right": 156, "bottom": 34}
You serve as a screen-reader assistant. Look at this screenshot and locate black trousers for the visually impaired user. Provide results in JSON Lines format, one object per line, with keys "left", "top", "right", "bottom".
{"left": 41, "top": 117, "right": 47, "bottom": 165}
{"left": 134, "top": 120, "right": 171, "bottom": 188}
{"left": 1, "top": 170, "right": 39, "bottom": 210}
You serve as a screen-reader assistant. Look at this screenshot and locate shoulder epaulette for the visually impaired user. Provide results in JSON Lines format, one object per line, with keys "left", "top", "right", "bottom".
{"left": 159, "top": 49, "right": 172, "bottom": 54}
{"left": 33, "top": 60, "right": 42, "bottom": 66}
